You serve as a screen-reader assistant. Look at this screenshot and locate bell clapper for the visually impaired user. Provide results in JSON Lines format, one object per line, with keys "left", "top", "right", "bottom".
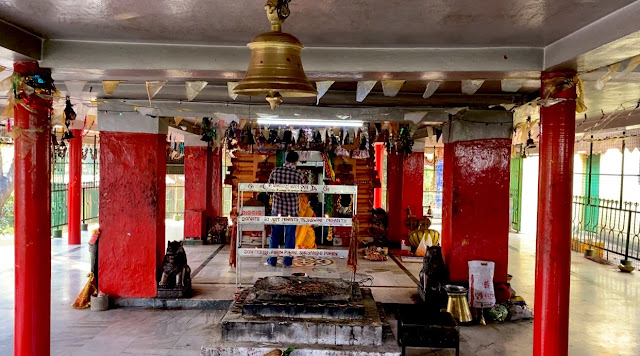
{"left": 266, "top": 92, "right": 283, "bottom": 110}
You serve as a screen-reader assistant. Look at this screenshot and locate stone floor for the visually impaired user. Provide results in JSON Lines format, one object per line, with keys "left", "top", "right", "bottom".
{"left": 0, "top": 220, "right": 639, "bottom": 355}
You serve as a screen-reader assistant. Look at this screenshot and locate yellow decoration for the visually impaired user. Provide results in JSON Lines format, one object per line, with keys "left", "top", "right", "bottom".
{"left": 102, "top": 80, "right": 122, "bottom": 95}
{"left": 146, "top": 81, "right": 166, "bottom": 103}
{"left": 8, "top": 126, "right": 22, "bottom": 139}
{"left": 295, "top": 194, "right": 317, "bottom": 249}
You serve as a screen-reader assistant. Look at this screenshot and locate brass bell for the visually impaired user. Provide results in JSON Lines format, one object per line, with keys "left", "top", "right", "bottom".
{"left": 234, "top": 0, "right": 317, "bottom": 109}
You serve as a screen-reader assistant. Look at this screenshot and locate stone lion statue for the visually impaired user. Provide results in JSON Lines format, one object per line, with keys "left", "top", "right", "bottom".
{"left": 159, "top": 241, "right": 191, "bottom": 290}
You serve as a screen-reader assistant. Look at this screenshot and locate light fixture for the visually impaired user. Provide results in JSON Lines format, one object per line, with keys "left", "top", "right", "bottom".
{"left": 256, "top": 118, "right": 364, "bottom": 127}
{"left": 233, "top": 0, "right": 317, "bottom": 110}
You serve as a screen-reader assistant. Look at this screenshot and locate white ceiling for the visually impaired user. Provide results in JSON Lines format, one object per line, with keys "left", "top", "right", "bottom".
{"left": 0, "top": 0, "right": 636, "bottom": 47}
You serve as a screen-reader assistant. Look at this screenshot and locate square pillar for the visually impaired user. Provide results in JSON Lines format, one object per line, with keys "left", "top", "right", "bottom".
{"left": 441, "top": 110, "right": 512, "bottom": 283}
{"left": 184, "top": 137, "right": 209, "bottom": 240}
{"left": 98, "top": 113, "right": 168, "bottom": 298}
{"left": 206, "top": 146, "right": 223, "bottom": 218}
{"left": 386, "top": 151, "right": 424, "bottom": 243}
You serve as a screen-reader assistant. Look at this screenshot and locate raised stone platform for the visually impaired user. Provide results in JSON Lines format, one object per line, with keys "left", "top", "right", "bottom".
{"left": 220, "top": 277, "right": 387, "bottom": 347}
{"left": 207, "top": 300, "right": 399, "bottom": 355}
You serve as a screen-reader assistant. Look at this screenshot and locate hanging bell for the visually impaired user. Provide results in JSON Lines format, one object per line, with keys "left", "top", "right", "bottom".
{"left": 233, "top": 0, "right": 317, "bottom": 109}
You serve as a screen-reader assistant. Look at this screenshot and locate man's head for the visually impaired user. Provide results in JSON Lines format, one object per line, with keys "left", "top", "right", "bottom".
{"left": 285, "top": 151, "right": 299, "bottom": 165}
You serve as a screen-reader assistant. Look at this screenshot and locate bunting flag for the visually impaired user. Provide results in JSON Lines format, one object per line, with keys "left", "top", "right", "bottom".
{"left": 193, "top": 117, "right": 203, "bottom": 126}
{"left": 185, "top": 81, "right": 208, "bottom": 101}
{"left": 64, "top": 80, "right": 87, "bottom": 98}
{"left": 622, "top": 54, "right": 640, "bottom": 73}
{"left": 227, "top": 82, "right": 239, "bottom": 100}
{"left": 85, "top": 115, "right": 96, "bottom": 130}
{"left": 422, "top": 81, "right": 442, "bottom": 99}
{"left": 174, "top": 117, "right": 184, "bottom": 126}
{"left": 461, "top": 80, "right": 484, "bottom": 94}
{"left": 102, "top": 80, "right": 121, "bottom": 95}
{"left": 501, "top": 79, "right": 524, "bottom": 92}
{"left": 595, "top": 63, "right": 621, "bottom": 90}
{"left": 315, "top": 80, "right": 334, "bottom": 105}
{"left": 0, "top": 76, "right": 13, "bottom": 92}
{"left": 356, "top": 80, "right": 377, "bottom": 102}
{"left": 381, "top": 80, "right": 405, "bottom": 97}
{"left": 0, "top": 100, "right": 14, "bottom": 118}
{"left": 146, "top": 81, "right": 166, "bottom": 103}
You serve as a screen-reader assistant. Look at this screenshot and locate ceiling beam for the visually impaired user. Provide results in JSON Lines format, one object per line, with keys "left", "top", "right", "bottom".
{"left": 544, "top": 1, "right": 640, "bottom": 71}
{"left": 0, "top": 19, "right": 42, "bottom": 62}
{"left": 42, "top": 40, "right": 543, "bottom": 76}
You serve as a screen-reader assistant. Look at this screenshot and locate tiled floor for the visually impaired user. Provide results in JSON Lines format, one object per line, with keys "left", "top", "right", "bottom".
{"left": 1, "top": 221, "right": 639, "bottom": 355}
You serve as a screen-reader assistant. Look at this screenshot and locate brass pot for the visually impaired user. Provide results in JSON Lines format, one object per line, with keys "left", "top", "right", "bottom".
{"left": 445, "top": 285, "right": 472, "bottom": 323}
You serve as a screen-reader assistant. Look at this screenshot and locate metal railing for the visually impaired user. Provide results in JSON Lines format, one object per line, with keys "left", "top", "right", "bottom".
{"left": 572, "top": 195, "right": 640, "bottom": 263}
{"left": 82, "top": 182, "right": 99, "bottom": 224}
{"left": 51, "top": 182, "right": 100, "bottom": 228}
{"left": 51, "top": 183, "right": 68, "bottom": 229}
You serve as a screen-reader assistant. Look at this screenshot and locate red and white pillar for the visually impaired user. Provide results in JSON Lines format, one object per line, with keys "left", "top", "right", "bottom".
{"left": 13, "top": 61, "right": 53, "bottom": 356}
{"left": 68, "top": 129, "right": 82, "bottom": 245}
{"left": 534, "top": 72, "right": 576, "bottom": 356}
{"left": 184, "top": 136, "right": 209, "bottom": 240}
{"left": 98, "top": 113, "right": 167, "bottom": 297}
{"left": 441, "top": 110, "right": 512, "bottom": 284}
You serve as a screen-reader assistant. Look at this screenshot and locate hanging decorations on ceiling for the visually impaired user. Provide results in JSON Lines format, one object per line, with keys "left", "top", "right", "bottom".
{"left": 146, "top": 80, "right": 166, "bottom": 103}
{"left": 381, "top": 80, "right": 405, "bottom": 97}
{"left": 185, "top": 81, "right": 208, "bottom": 101}
{"left": 62, "top": 96, "right": 76, "bottom": 141}
{"left": 315, "top": 81, "right": 334, "bottom": 105}
{"left": 356, "top": 81, "right": 377, "bottom": 102}
{"left": 422, "top": 81, "right": 442, "bottom": 99}
{"left": 461, "top": 80, "right": 484, "bottom": 95}
{"left": 233, "top": 0, "right": 317, "bottom": 109}
{"left": 102, "top": 80, "right": 122, "bottom": 95}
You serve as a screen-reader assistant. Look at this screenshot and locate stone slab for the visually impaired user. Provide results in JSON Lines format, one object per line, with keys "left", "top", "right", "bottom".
{"left": 249, "top": 276, "right": 356, "bottom": 302}
{"left": 221, "top": 288, "right": 384, "bottom": 346}
{"left": 111, "top": 297, "right": 231, "bottom": 310}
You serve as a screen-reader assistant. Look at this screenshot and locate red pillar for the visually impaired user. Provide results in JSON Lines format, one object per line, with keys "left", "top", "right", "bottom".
{"left": 440, "top": 110, "right": 512, "bottom": 283}
{"left": 386, "top": 152, "right": 424, "bottom": 243}
{"left": 374, "top": 143, "right": 383, "bottom": 209}
{"left": 184, "top": 144, "right": 209, "bottom": 240}
{"left": 13, "top": 61, "right": 53, "bottom": 356}
{"left": 98, "top": 113, "right": 166, "bottom": 297}
{"left": 68, "top": 129, "right": 82, "bottom": 245}
{"left": 206, "top": 146, "right": 223, "bottom": 218}
{"left": 534, "top": 72, "right": 576, "bottom": 356}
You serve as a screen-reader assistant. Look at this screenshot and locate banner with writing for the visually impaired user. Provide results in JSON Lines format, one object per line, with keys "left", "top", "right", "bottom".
{"left": 238, "top": 216, "right": 352, "bottom": 226}
{"left": 238, "top": 183, "right": 357, "bottom": 194}
{"left": 238, "top": 248, "right": 348, "bottom": 258}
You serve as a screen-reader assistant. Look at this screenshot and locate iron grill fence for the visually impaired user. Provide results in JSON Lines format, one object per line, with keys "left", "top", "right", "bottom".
{"left": 51, "top": 183, "right": 68, "bottom": 229}
{"left": 572, "top": 196, "right": 640, "bottom": 267}
{"left": 82, "top": 182, "right": 99, "bottom": 224}
{"left": 166, "top": 184, "right": 185, "bottom": 219}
